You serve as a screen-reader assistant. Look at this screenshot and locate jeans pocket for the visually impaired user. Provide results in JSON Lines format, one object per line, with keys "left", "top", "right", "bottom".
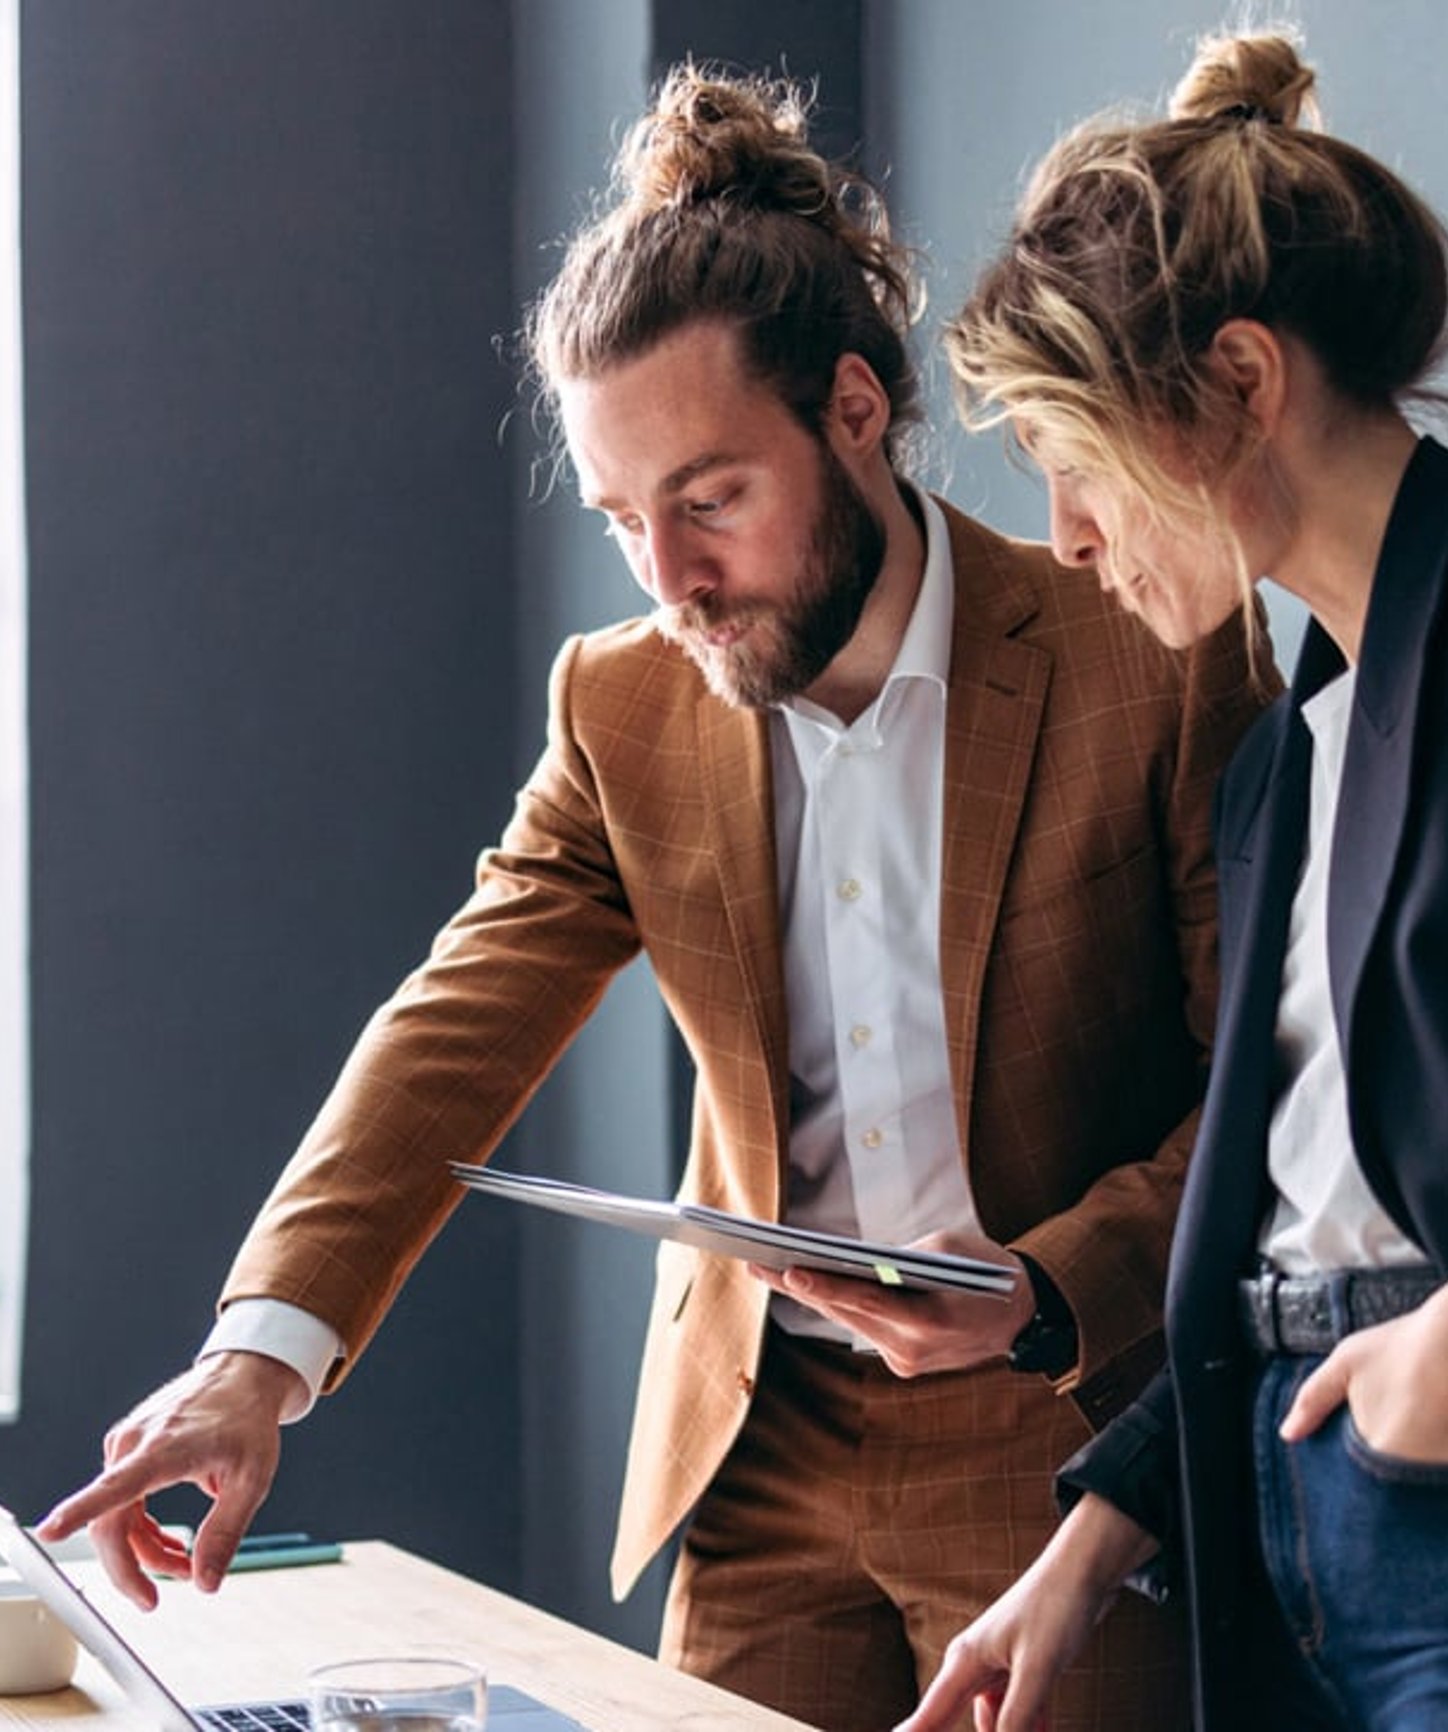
{"left": 1343, "top": 1412, "right": 1448, "bottom": 1487}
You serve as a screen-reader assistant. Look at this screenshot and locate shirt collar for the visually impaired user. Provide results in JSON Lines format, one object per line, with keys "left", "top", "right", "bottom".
{"left": 889, "top": 484, "right": 953, "bottom": 692}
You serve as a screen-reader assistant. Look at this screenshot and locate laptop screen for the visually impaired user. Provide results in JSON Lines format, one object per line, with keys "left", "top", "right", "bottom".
{"left": 0, "top": 1505, "right": 198, "bottom": 1730}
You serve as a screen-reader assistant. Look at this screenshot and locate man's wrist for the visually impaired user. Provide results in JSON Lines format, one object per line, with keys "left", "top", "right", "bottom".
{"left": 198, "top": 1347, "right": 311, "bottom": 1425}
{"left": 201, "top": 1298, "right": 342, "bottom": 1421}
{"left": 1007, "top": 1254, "right": 1079, "bottom": 1378}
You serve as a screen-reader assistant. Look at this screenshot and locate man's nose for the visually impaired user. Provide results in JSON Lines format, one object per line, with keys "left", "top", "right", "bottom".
{"left": 645, "top": 519, "right": 713, "bottom": 608}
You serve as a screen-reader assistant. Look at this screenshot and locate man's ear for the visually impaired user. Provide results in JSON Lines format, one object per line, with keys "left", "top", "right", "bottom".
{"left": 826, "top": 352, "right": 892, "bottom": 459}
{"left": 1208, "top": 319, "right": 1288, "bottom": 434}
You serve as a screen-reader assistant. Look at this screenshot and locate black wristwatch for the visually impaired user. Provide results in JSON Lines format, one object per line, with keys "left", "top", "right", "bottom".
{"left": 1007, "top": 1256, "right": 1079, "bottom": 1378}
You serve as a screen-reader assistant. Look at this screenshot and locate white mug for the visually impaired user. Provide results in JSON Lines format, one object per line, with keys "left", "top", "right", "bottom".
{"left": 0, "top": 1574, "right": 78, "bottom": 1694}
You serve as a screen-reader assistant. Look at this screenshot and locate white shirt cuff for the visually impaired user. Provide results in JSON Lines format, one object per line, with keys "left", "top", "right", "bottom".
{"left": 199, "top": 1299, "right": 343, "bottom": 1422}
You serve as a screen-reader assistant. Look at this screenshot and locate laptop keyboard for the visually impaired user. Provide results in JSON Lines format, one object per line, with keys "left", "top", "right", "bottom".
{"left": 197, "top": 1707, "right": 311, "bottom": 1732}
{"left": 195, "top": 1689, "right": 584, "bottom": 1730}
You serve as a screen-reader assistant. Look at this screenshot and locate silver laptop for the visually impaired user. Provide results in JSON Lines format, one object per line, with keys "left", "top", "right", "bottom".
{"left": 0, "top": 1507, "right": 585, "bottom": 1730}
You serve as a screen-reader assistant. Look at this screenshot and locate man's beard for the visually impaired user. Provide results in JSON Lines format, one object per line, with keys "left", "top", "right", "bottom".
{"left": 654, "top": 444, "right": 887, "bottom": 710}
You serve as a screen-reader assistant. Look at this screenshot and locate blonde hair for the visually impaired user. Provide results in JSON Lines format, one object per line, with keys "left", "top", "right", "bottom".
{"left": 945, "top": 29, "right": 1447, "bottom": 518}
{"left": 527, "top": 62, "right": 922, "bottom": 462}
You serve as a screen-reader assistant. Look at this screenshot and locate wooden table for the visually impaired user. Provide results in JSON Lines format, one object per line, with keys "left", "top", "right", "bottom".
{"left": 0, "top": 1541, "right": 817, "bottom": 1732}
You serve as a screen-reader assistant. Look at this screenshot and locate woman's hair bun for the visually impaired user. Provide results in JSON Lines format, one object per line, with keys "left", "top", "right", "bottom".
{"left": 1169, "top": 30, "right": 1320, "bottom": 128}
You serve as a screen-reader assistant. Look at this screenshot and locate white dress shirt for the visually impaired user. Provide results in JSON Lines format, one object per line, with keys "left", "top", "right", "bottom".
{"left": 769, "top": 488, "right": 978, "bottom": 1338}
{"left": 208, "top": 486, "right": 974, "bottom": 1388}
{"left": 1260, "top": 668, "right": 1423, "bottom": 1274}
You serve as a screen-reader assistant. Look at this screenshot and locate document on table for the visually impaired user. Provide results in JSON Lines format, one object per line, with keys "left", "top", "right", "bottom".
{"left": 449, "top": 1164, "right": 1019, "bottom": 1296}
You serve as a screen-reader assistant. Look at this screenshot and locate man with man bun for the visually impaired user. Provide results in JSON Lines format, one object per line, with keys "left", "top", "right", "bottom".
{"left": 40, "top": 65, "right": 1269, "bottom": 1730}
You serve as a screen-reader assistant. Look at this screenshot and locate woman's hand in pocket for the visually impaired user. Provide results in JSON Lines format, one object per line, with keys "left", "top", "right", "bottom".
{"left": 1280, "top": 1283, "right": 1448, "bottom": 1464}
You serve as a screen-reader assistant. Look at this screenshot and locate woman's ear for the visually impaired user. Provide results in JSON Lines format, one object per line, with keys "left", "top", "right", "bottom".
{"left": 1209, "top": 318, "right": 1289, "bottom": 434}
{"left": 826, "top": 352, "right": 892, "bottom": 459}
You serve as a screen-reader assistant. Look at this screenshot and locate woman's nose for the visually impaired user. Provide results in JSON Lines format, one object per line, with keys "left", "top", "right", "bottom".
{"left": 1047, "top": 481, "right": 1104, "bottom": 570}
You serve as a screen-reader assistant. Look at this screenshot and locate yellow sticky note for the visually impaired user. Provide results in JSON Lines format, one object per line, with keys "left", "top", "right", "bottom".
{"left": 874, "top": 1262, "right": 903, "bottom": 1287}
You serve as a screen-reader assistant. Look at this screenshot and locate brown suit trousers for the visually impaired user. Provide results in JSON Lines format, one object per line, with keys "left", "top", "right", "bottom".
{"left": 659, "top": 1326, "right": 1190, "bottom": 1730}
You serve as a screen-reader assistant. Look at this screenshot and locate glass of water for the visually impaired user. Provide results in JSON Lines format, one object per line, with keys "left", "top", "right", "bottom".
{"left": 309, "top": 1656, "right": 486, "bottom": 1732}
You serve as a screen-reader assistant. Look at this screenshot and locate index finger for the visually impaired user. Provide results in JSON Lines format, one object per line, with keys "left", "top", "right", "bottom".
{"left": 1278, "top": 1347, "right": 1352, "bottom": 1442}
{"left": 37, "top": 1452, "right": 186, "bottom": 1541}
{"left": 894, "top": 1652, "right": 1003, "bottom": 1730}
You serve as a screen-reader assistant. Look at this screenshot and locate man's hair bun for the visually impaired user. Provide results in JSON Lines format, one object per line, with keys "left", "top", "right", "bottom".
{"left": 614, "top": 63, "right": 834, "bottom": 221}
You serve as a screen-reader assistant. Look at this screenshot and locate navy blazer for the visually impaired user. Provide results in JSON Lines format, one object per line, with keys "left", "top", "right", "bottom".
{"left": 1065, "top": 436, "right": 1448, "bottom": 1731}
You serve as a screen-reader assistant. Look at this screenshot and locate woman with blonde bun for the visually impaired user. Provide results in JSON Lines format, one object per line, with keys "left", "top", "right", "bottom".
{"left": 899, "top": 28, "right": 1448, "bottom": 1732}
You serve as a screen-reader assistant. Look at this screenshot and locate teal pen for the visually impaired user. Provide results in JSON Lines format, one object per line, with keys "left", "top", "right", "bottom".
{"left": 227, "top": 1540, "right": 343, "bottom": 1572}
{"left": 237, "top": 1531, "right": 312, "bottom": 1551}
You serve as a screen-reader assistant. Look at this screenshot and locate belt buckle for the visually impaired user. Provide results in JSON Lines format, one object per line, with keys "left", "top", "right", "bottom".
{"left": 1239, "top": 1266, "right": 1281, "bottom": 1354}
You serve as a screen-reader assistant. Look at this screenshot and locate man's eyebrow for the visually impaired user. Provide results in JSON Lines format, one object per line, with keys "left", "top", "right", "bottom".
{"left": 585, "top": 450, "right": 747, "bottom": 513}
{"left": 661, "top": 451, "right": 745, "bottom": 494}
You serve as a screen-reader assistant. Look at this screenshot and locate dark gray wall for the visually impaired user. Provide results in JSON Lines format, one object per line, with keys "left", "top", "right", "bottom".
{"left": 11, "top": 0, "right": 524, "bottom": 1588}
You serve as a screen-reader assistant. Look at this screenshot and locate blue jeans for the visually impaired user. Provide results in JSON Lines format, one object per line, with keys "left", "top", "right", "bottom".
{"left": 1253, "top": 1354, "right": 1448, "bottom": 1731}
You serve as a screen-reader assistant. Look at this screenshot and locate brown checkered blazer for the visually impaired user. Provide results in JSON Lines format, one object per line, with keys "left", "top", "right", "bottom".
{"left": 220, "top": 500, "right": 1270, "bottom": 1600}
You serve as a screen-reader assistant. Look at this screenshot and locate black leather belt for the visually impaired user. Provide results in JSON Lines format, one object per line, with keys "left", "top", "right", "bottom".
{"left": 1238, "top": 1263, "right": 1443, "bottom": 1355}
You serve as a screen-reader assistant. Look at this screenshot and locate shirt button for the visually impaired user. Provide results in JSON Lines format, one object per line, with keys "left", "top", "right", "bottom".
{"left": 861, "top": 1127, "right": 884, "bottom": 1150}
{"left": 850, "top": 1024, "right": 873, "bottom": 1049}
{"left": 837, "top": 877, "right": 862, "bottom": 902}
